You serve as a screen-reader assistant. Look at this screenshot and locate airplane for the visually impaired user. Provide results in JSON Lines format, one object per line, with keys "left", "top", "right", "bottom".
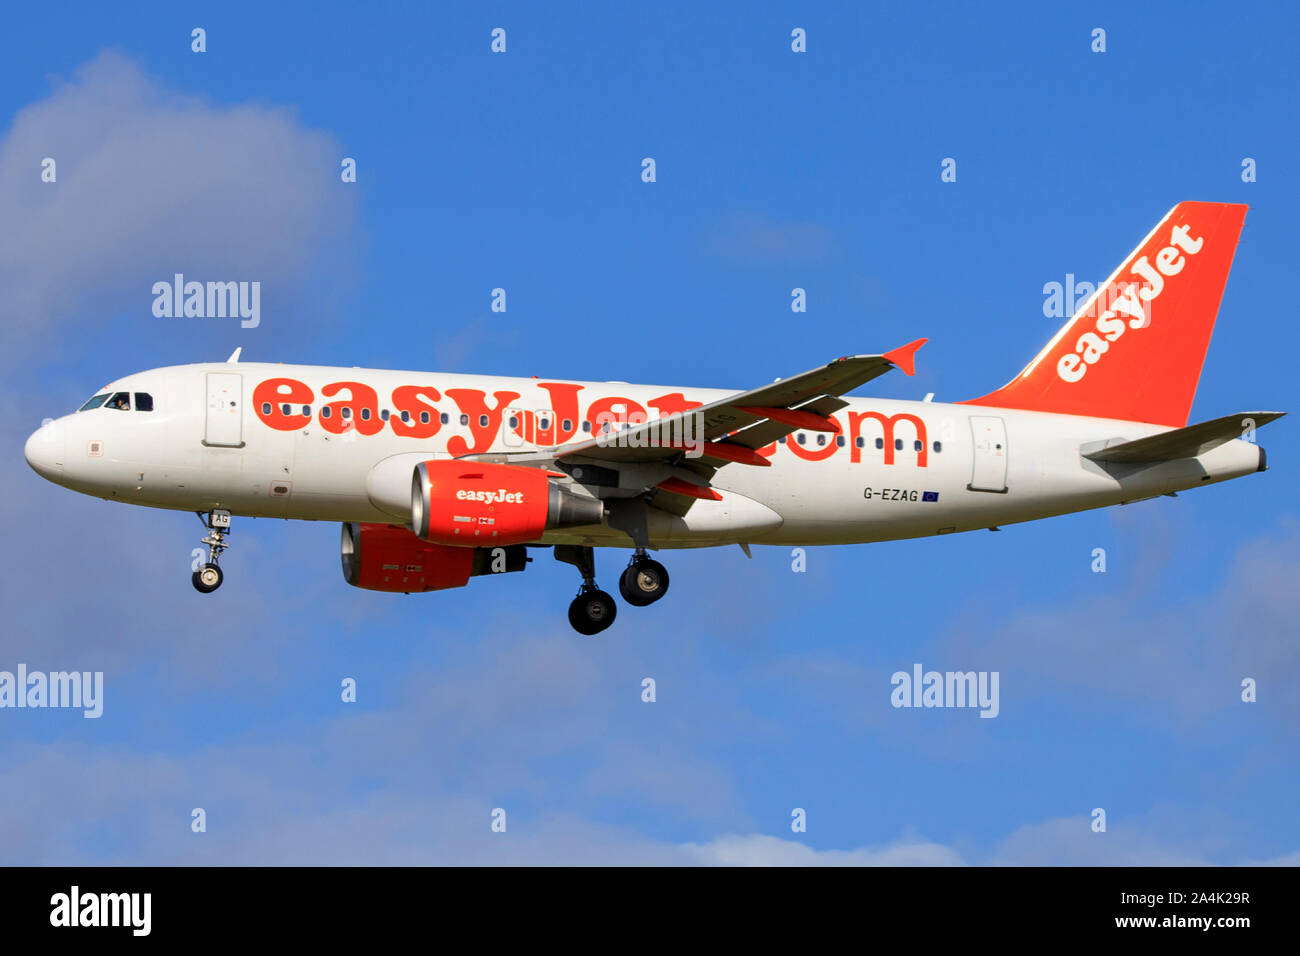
{"left": 23, "top": 201, "right": 1284, "bottom": 634}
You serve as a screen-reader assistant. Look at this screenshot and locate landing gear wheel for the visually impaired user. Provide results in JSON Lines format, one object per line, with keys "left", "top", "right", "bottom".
{"left": 568, "top": 588, "right": 617, "bottom": 635}
{"left": 555, "top": 545, "right": 618, "bottom": 636}
{"left": 192, "top": 509, "right": 232, "bottom": 594}
{"left": 619, "top": 559, "right": 669, "bottom": 607}
{"left": 192, "top": 563, "right": 224, "bottom": 593}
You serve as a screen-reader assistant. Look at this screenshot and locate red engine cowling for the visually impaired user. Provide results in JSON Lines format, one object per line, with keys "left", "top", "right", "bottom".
{"left": 340, "top": 522, "right": 528, "bottom": 593}
{"left": 411, "top": 460, "right": 603, "bottom": 546}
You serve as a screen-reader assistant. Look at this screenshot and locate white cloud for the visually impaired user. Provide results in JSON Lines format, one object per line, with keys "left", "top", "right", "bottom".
{"left": 988, "top": 816, "right": 1209, "bottom": 867}
{"left": 683, "top": 833, "right": 966, "bottom": 866}
{"left": 0, "top": 50, "right": 358, "bottom": 354}
{"left": 937, "top": 522, "right": 1300, "bottom": 727}
{"left": 709, "top": 212, "right": 832, "bottom": 262}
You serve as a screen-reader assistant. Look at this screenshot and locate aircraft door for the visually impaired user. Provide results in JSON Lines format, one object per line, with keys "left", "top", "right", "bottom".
{"left": 967, "top": 415, "right": 1007, "bottom": 492}
{"left": 204, "top": 372, "right": 245, "bottom": 447}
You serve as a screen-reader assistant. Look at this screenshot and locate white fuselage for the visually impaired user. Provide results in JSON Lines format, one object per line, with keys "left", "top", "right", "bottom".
{"left": 23, "top": 362, "right": 1265, "bottom": 549}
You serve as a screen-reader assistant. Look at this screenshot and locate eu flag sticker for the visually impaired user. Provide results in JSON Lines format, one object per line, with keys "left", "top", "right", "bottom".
{"left": 922, "top": 491, "right": 940, "bottom": 502}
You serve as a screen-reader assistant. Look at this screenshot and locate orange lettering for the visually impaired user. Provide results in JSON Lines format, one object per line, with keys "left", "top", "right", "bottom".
{"left": 390, "top": 385, "right": 442, "bottom": 439}
{"left": 785, "top": 415, "right": 841, "bottom": 461}
{"left": 320, "top": 381, "right": 384, "bottom": 436}
{"left": 253, "top": 378, "right": 313, "bottom": 431}
{"left": 848, "top": 411, "right": 928, "bottom": 466}
{"left": 446, "top": 389, "right": 521, "bottom": 456}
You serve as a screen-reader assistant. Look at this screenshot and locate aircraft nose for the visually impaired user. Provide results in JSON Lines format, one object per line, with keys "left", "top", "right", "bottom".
{"left": 24, "top": 419, "right": 65, "bottom": 480}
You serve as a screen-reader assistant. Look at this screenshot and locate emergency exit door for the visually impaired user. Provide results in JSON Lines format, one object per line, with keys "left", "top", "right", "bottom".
{"left": 204, "top": 372, "right": 245, "bottom": 447}
{"left": 967, "top": 415, "right": 1007, "bottom": 492}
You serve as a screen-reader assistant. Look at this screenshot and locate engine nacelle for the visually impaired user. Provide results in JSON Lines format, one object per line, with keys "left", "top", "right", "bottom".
{"left": 411, "top": 460, "right": 603, "bottom": 546}
{"left": 340, "top": 522, "right": 528, "bottom": 593}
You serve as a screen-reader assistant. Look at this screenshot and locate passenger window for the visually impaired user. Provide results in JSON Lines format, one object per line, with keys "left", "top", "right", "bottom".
{"left": 508, "top": 416, "right": 519, "bottom": 429}
{"left": 459, "top": 414, "right": 469, "bottom": 426}
{"left": 380, "top": 409, "right": 390, "bottom": 421}
{"left": 581, "top": 420, "right": 591, "bottom": 433}
{"left": 281, "top": 404, "right": 291, "bottom": 415}
{"left": 134, "top": 393, "right": 154, "bottom": 412}
{"left": 401, "top": 410, "right": 410, "bottom": 422}
{"left": 303, "top": 405, "right": 312, "bottom": 416}
{"left": 855, "top": 437, "right": 865, "bottom": 448}
{"left": 361, "top": 408, "right": 371, "bottom": 421}
{"left": 914, "top": 440, "right": 923, "bottom": 452}
{"left": 836, "top": 435, "right": 845, "bottom": 447}
{"left": 420, "top": 411, "right": 430, "bottom": 424}
{"left": 342, "top": 407, "right": 352, "bottom": 419}
{"left": 321, "top": 407, "right": 332, "bottom": 419}
{"left": 796, "top": 433, "right": 806, "bottom": 445}
{"left": 815, "top": 434, "right": 826, "bottom": 446}
{"left": 262, "top": 402, "right": 272, "bottom": 414}
{"left": 440, "top": 413, "right": 449, "bottom": 425}
{"left": 562, "top": 419, "right": 572, "bottom": 432}
{"left": 895, "top": 438, "right": 903, "bottom": 451}
{"left": 933, "top": 441, "right": 942, "bottom": 453}
{"left": 875, "top": 438, "right": 884, "bottom": 450}
{"left": 79, "top": 393, "right": 110, "bottom": 411}
{"left": 479, "top": 414, "right": 489, "bottom": 427}
{"left": 106, "top": 392, "right": 130, "bottom": 411}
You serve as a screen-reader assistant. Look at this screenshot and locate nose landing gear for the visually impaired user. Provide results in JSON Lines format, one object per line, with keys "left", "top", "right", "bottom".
{"left": 192, "top": 509, "right": 231, "bottom": 594}
{"left": 193, "top": 563, "right": 223, "bottom": 593}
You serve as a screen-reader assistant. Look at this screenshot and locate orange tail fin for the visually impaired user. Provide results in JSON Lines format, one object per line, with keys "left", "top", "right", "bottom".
{"left": 963, "top": 201, "right": 1248, "bottom": 426}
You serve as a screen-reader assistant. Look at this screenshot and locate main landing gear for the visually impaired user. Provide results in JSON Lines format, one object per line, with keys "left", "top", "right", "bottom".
{"left": 192, "top": 509, "right": 231, "bottom": 594}
{"left": 554, "top": 546, "right": 670, "bottom": 635}
{"left": 619, "top": 550, "right": 670, "bottom": 607}
{"left": 554, "top": 545, "right": 616, "bottom": 636}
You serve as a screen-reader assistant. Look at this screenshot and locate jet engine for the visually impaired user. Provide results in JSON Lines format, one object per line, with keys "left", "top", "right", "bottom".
{"left": 410, "top": 460, "right": 603, "bottom": 546}
{"left": 340, "top": 522, "right": 528, "bottom": 593}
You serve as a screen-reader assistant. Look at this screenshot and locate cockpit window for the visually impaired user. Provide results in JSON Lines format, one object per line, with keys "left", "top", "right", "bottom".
{"left": 78, "top": 393, "right": 110, "bottom": 411}
{"left": 134, "top": 392, "right": 154, "bottom": 412}
{"left": 105, "top": 392, "right": 131, "bottom": 411}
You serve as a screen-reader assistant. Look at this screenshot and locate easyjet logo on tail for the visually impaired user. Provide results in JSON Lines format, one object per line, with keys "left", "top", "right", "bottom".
{"left": 1057, "top": 222, "right": 1203, "bottom": 384}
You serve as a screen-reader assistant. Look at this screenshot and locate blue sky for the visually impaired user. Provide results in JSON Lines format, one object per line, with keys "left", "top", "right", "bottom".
{"left": 0, "top": 1, "right": 1296, "bottom": 864}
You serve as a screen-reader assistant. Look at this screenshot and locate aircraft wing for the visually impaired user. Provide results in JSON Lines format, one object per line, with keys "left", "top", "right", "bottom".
{"left": 555, "top": 338, "right": 923, "bottom": 453}
{"left": 528, "top": 340, "right": 927, "bottom": 513}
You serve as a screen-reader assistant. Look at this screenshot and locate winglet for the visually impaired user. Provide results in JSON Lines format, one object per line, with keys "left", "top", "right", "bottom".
{"left": 227, "top": 347, "right": 242, "bottom": 364}
{"left": 882, "top": 338, "right": 926, "bottom": 377}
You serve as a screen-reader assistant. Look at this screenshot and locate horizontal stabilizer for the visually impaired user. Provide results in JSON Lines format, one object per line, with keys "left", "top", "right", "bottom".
{"left": 1082, "top": 411, "right": 1284, "bottom": 463}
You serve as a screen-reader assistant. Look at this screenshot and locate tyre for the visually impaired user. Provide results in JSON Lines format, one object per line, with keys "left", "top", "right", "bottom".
{"left": 192, "top": 563, "right": 223, "bottom": 593}
{"left": 568, "top": 588, "right": 617, "bottom": 635}
{"left": 618, "top": 559, "right": 669, "bottom": 607}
